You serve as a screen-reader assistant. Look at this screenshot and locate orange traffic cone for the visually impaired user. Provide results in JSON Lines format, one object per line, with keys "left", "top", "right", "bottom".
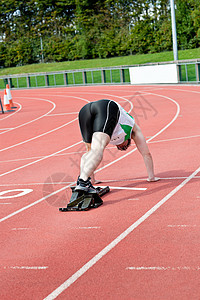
{"left": 6, "top": 84, "right": 17, "bottom": 109}
{"left": 4, "top": 89, "right": 14, "bottom": 112}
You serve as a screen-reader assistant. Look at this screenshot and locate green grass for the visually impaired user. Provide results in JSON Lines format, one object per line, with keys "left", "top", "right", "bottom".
{"left": 0, "top": 48, "right": 199, "bottom": 88}
{"left": 0, "top": 48, "right": 199, "bottom": 76}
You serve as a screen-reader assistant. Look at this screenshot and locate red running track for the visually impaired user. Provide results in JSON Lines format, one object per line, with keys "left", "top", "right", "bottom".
{"left": 0, "top": 85, "right": 200, "bottom": 300}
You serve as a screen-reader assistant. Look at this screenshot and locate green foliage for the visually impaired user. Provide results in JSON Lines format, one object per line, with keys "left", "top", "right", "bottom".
{"left": 0, "top": 48, "right": 199, "bottom": 76}
{"left": 0, "top": 0, "right": 199, "bottom": 68}
{"left": 3, "top": 38, "right": 38, "bottom": 67}
{"left": 175, "top": 0, "right": 199, "bottom": 49}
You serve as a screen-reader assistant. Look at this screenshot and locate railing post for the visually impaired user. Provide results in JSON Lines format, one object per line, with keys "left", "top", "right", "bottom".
{"left": 64, "top": 73, "right": 67, "bottom": 85}
{"left": 101, "top": 70, "right": 106, "bottom": 83}
{"left": 27, "top": 76, "right": 30, "bottom": 88}
{"left": 3, "top": 78, "right": 8, "bottom": 88}
{"left": 91, "top": 71, "right": 94, "bottom": 84}
{"left": 177, "top": 64, "right": 181, "bottom": 82}
{"left": 185, "top": 64, "right": 188, "bottom": 82}
{"left": 120, "top": 68, "right": 125, "bottom": 83}
{"left": 72, "top": 72, "right": 75, "bottom": 85}
{"left": 83, "top": 71, "right": 87, "bottom": 85}
{"left": 35, "top": 76, "right": 38, "bottom": 87}
{"left": 45, "top": 74, "right": 49, "bottom": 87}
{"left": 196, "top": 63, "right": 200, "bottom": 83}
{"left": 110, "top": 69, "right": 112, "bottom": 83}
{"left": 8, "top": 78, "right": 12, "bottom": 88}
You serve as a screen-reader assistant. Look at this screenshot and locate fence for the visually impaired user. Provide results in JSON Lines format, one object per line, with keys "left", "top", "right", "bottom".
{"left": 0, "top": 67, "right": 130, "bottom": 89}
{"left": 0, "top": 60, "right": 199, "bottom": 89}
{"left": 177, "top": 61, "right": 200, "bottom": 82}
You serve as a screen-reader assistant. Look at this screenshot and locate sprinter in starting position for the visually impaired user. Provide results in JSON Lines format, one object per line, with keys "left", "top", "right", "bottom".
{"left": 75, "top": 99, "right": 159, "bottom": 193}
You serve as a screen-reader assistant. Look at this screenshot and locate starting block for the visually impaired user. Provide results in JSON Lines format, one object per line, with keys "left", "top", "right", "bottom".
{"left": 59, "top": 186, "right": 110, "bottom": 212}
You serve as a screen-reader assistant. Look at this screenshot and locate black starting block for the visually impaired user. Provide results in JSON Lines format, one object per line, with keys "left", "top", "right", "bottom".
{"left": 59, "top": 186, "right": 110, "bottom": 212}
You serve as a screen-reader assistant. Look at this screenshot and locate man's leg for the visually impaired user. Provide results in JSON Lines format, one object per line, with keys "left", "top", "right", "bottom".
{"left": 80, "top": 132, "right": 110, "bottom": 181}
{"left": 81, "top": 142, "right": 97, "bottom": 184}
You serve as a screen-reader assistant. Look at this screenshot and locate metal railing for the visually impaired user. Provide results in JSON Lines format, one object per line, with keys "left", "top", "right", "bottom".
{"left": 0, "top": 66, "right": 130, "bottom": 89}
{"left": 0, "top": 59, "right": 199, "bottom": 89}
{"left": 177, "top": 60, "right": 200, "bottom": 83}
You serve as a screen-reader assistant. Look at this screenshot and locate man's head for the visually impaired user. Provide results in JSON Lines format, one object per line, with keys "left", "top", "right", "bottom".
{"left": 117, "top": 139, "right": 131, "bottom": 151}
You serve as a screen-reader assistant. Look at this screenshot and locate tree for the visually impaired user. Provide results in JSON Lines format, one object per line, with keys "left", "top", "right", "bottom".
{"left": 0, "top": 0, "right": 199, "bottom": 67}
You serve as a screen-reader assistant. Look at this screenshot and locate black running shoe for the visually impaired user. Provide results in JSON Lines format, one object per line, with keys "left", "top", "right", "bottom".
{"left": 74, "top": 177, "right": 97, "bottom": 194}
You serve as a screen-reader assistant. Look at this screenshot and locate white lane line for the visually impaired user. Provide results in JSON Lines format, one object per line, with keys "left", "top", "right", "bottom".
{"left": 46, "top": 112, "right": 78, "bottom": 116}
{"left": 2, "top": 132, "right": 200, "bottom": 164}
{"left": 101, "top": 186, "right": 146, "bottom": 191}
{"left": 0, "top": 117, "right": 78, "bottom": 154}
{"left": 128, "top": 198, "right": 140, "bottom": 201}
{"left": 0, "top": 98, "right": 56, "bottom": 136}
{"left": 0, "top": 203, "right": 12, "bottom": 205}
{"left": 126, "top": 266, "right": 200, "bottom": 271}
{"left": 0, "top": 102, "right": 22, "bottom": 121}
{"left": 0, "top": 182, "right": 73, "bottom": 187}
{"left": 171, "top": 88, "right": 200, "bottom": 95}
{"left": 99, "top": 176, "right": 200, "bottom": 183}
{"left": 78, "top": 227, "right": 101, "bottom": 230}
{"left": 167, "top": 225, "right": 197, "bottom": 228}
{"left": 43, "top": 165, "right": 200, "bottom": 300}
{"left": 0, "top": 151, "right": 86, "bottom": 163}
{"left": 0, "top": 181, "right": 75, "bottom": 223}
{"left": 0, "top": 95, "right": 89, "bottom": 156}
{"left": 149, "top": 134, "right": 200, "bottom": 144}
{"left": 12, "top": 228, "right": 34, "bottom": 231}
{"left": 0, "top": 140, "right": 82, "bottom": 179}
{"left": 50, "top": 88, "right": 161, "bottom": 95}
{"left": 0, "top": 128, "right": 14, "bottom": 130}
{"left": 0, "top": 177, "right": 200, "bottom": 187}
{"left": 48, "top": 93, "right": 134, "bottom": 115}
{"left": 0, "top": 184, "right": 146, "bottom": 223}
{"left": 4, "top": 266, "right": 48, "bottom": 270}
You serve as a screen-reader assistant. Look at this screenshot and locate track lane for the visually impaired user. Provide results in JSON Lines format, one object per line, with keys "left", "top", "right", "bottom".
{"left": 44, "top": 169, "right": 200, "bottom": 300}
{"left": 0, "top": 91, "right": 178, "bottom": 219}
{"left": 0, "top": 86, "right": 200, "bottom": 300}
{"left": 0, "top": 97, "right": 55, "bottom": 135}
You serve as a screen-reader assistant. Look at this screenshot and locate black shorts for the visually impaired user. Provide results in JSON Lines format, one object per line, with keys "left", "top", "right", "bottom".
{"left": 78, "top": 99, "right": 120, "bottom": 143}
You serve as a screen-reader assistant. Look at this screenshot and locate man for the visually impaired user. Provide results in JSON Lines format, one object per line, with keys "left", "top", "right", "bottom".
{"left": 75, "top": 99, "right": 159, "bottom": 193}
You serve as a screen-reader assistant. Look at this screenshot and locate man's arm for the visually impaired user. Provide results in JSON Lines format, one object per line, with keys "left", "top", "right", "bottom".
{"left": 131, "top": 123, "right": 160, "bottom": 182}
